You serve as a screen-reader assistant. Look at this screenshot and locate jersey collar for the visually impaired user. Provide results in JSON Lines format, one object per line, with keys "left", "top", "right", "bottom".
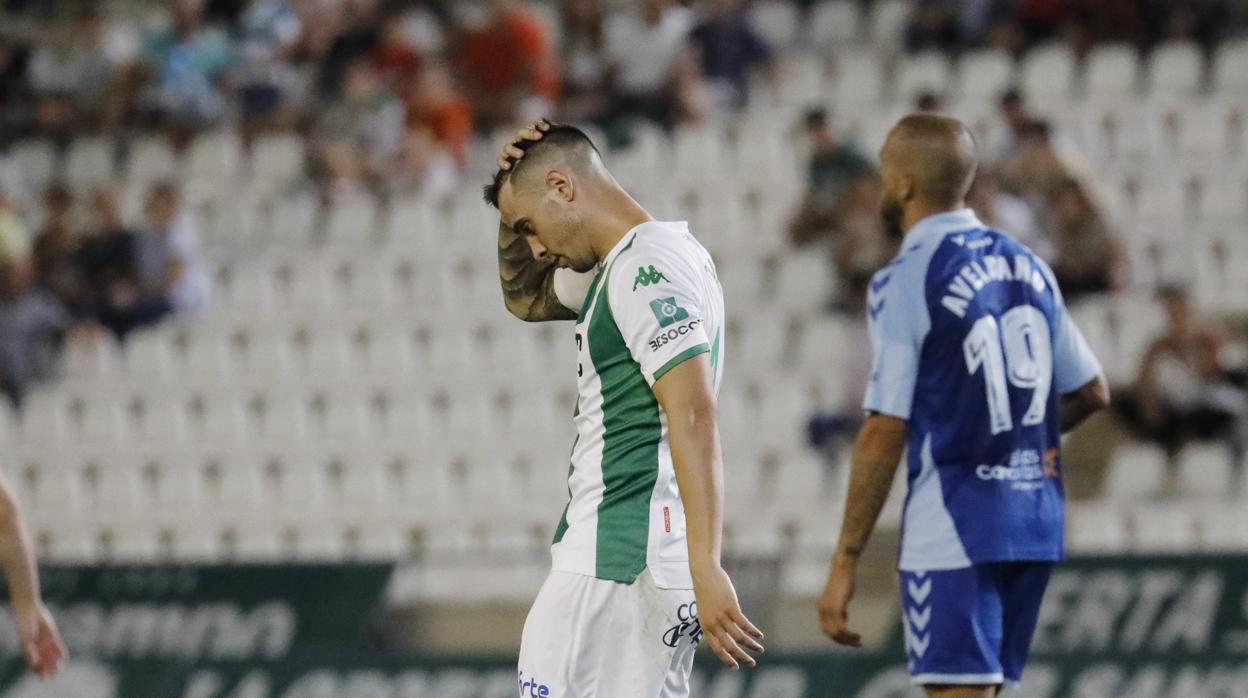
{"left": 902, "top": 208, "right": 985, "bottom": 249}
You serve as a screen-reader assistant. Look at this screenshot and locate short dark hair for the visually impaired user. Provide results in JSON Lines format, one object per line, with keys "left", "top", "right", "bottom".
{"left": 482, "top": 123, "right": 600, "bottom": 209}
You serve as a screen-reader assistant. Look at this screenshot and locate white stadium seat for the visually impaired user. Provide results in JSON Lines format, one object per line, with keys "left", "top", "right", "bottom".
{"left": 1084, "top": 44, "right": 1141, "bottom": 101}
{"left": 749, "top": 0, "right": 801, "bottom": 51}
{"left": 808, "top": 0, "right": 860, "bottom": 47}
{"left": 1104, "top": 444, "right": 1167, "bottom": 501}
{"left": 868, "top": 0, "right": 910, "bottom": 52}
{"left": 895, "top": 51, "right": 954, "bottom": 104}
{"left": 1066, "top": 504, "right": 1129, "bottom": 553}
{"left": 1147, "top": 41, "right": 1204, "bottom": 99}
{"left": 1131, "top": 505, "right": 1197, "bottom": 552}
{"left": 1213, "top": 38, "right": 1248, "bottom": 93}
{"left": 1021, "top": 44, "right": 1076, "bottom": 103}
{"left": 959, "top": 49, "right": 1015, "bottom": 102}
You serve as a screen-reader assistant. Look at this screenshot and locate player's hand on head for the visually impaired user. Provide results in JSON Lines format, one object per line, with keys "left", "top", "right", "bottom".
{"left": 817, "top": 558, "right": 862, "bottom": 648}
{"left": 17, "top": 601, "right": 67, "bottom": 679}
{"left": 498, "top": 119, "right": 552, "bottom": 171}
{"left": 694, "top": 565, "right": 765, "bottom": 670}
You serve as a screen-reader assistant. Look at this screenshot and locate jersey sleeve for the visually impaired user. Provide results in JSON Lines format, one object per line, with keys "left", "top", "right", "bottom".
{"left": 1051, "top": 300, "right": 1103, "bottom": 394}
{"left": 608, "top": 249, "right": 711, "bottom": 386}
{"left": 862, "top": 264, "right": 929, "bottom": 419}
{"left": 1037, "top": 257, "right": 1104, "bottom": 394}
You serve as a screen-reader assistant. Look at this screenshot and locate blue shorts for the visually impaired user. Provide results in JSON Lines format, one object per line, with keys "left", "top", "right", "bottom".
{"left": 900, "top": 562, "right": 1052, "bottom": 687}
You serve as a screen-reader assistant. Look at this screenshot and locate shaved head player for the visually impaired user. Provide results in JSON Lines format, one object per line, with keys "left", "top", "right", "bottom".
{"left": 485, "top": 121, "right": 764, "bottom": 697}
{"left": 818, "top": 114, "right": 1111, "bottom": 697}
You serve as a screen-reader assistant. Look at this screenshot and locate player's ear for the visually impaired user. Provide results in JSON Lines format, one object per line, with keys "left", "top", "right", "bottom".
{"left": 547, "top": 170, "right": 574, "bottom": 203}
{"left": 900, "top": 174, "right": 917, "bottom": 204}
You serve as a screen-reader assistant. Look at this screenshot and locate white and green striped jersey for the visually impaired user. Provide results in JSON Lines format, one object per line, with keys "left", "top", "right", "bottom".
{"left": 551, "top": 220, "right": 724, "bottom": 590}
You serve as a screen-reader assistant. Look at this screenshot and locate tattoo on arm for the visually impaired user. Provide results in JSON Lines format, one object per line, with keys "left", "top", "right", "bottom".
{"left": 836, "top": 415, "right": 907, "bottom": 560}
{"left": 498, "top": 222, "right": 577, "bottom": 322}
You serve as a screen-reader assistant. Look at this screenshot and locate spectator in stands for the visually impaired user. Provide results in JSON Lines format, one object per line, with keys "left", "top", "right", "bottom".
{"left": 142, "top": 0, "right": 237, "bottom": 143}
{"left": 1045, "top": 177, "right": 1126, "bottom": 301}
{"left": 31, "top": 181, "right": 89, "bottom": 316}
{"left": 0, "top": 258, "right": 70, "bottom": 409}
{"left": 966, "top": 167, "right": 1049, "bottom": 261}
{"left": 904, "top": 0, "right": 959, "bottom": 53}
{"left": 80, "top": 187, "right": 161, "bottom": 340}
{"left": 688, "top": 0, "right": 774, "bottom": 111}
{"left": 136, "top": 181, "right": 209, "bottom": 316}
{"left": 1115, "top": 286, "right": 1248, "bottom": 494}
{"left": 371, "top": 10, "right": 421, "bottom": 91}
{"left": 454, "top": 0, "right": 559, "bottom": 131}
{"left": 402, "top": 62, "right": 472, "bottom": 168}
{"left": 987, "top": 87, "right": 1035, "bottom": 163}
{"left": 559, "top": 0, "right": 611, "bottom": 123}
{"left": 25, "top": 5, "right": 136, "bottom": 137}
{"left": 312, "top": 0, "right": 383, "bottom": 101}
{"left": 788, "top": 108, "right": 875, "bottom": 247}
{"left": 601, "top": 0, "right": 696, "bottom": 129}
{"left": 235, "top": 0, "right": 304, "bottom": 142}
{"left": 310, "top": 57, "right": 405, "bottom": 194}
{"left": 0, "top": 179, "right": 30, "bottom": 267}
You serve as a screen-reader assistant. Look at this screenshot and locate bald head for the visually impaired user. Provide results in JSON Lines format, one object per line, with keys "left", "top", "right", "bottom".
{"left": 881, "top": 114, "right": 978, "bottom": 207}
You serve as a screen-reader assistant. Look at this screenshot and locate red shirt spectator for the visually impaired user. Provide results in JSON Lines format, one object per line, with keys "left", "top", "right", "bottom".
{"left": 456, "top": 0, "right": 559, "bottom": 124}
{"left": 373, "top": 15, "right": 421, "bottom": 88}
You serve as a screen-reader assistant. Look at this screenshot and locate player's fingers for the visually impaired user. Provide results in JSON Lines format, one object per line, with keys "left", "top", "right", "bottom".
{"left": 535, "top": 119, "right": 550, "bottom": 131}
{"left": 731, "top": 608, "right": 765, "bottom": 640}
{"left": 833, "top": 627, "right": 862, "bottom": 648}
{"left": 715, "top": 628, "right": 757, "bottom": 668}
{"left": 706, "top": 632, "right": 739, "bottom": 671}
{"left": 726, "top": 621, "right": 764, "bottom": 653}
{"left": 512, "top": 127, "right": 543, "bottom": 144}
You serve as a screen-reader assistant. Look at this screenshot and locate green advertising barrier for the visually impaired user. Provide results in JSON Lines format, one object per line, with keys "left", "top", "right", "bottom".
{"left": 1, "top": 557, "right": 1248, "bottom": 697}
{"left": 0, "top": 564, "right": 393, "bottom": 663}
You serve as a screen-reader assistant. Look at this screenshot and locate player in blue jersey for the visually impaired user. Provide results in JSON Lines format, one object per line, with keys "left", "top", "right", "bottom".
{"left": 817, "top": 114, "right": 1111, "bottom": 697}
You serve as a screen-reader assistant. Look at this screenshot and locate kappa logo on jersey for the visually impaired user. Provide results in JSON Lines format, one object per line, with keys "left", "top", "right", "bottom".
{"left": 633, "top": 265, "right": 669, "bottom": 291}
{"left": 649, "top": 297, "right": 689, "bottom": 327}
{"left": 662, "top": 601, "right": 703, "bottom": 648}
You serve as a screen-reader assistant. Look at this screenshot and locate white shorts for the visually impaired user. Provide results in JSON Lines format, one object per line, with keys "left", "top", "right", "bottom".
{"left": 517, "top": 568, "right": 699, "bottom": 698}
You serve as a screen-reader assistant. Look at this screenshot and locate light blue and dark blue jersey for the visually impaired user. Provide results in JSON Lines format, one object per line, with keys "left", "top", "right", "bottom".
{"left": 863, "top": 209, "right": 1102, "bottom": 571}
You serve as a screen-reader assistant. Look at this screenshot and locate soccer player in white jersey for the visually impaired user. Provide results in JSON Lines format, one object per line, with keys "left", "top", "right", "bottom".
{"left": 484, "top": 121, "right": 764, "bottom": 696}
{"left": 816, "top": 115, "right": 1111, "bottom": 697}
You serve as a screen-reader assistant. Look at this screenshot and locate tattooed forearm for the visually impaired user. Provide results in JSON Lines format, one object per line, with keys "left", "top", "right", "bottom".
{"left": 835, "top": 414, "right": 908, "bottom": 560}
{"left": 498, "top": 222, "right": 577, "bottom": 322}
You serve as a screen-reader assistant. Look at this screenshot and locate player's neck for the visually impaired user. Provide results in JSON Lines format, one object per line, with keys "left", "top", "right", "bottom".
{"left": 903, "top": 200, "right": 966, "bottom": 235}
{"left": 588, "top": 188, "right": 654, "bottom": 263}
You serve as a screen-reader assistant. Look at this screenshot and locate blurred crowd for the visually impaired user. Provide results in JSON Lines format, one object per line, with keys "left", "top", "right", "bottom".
{"left": 903, "top": 0, "right": 1247, "bottom": 55}
{"left": 788, "top": 86, "right": 1125, "bottom": 314}
{"left": 0, "top": 176, "right": 208, "bottom": 408}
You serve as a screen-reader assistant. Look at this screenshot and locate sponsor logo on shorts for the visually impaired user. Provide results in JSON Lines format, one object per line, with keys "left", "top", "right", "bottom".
{"left": 649, "top": 297, "right": 689, "bottom": 327}
{"left": 517, "top": 670, "right": 550, "bottom": 697}
{"left": 648, "top": 318, "right": 702, "bottom": 352}
{"left": 662, "top": 601, "right": 702, "bottom": 648}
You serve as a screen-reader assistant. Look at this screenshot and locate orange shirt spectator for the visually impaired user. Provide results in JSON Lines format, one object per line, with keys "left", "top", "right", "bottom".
{"left": 405, "top": 65, "right": 473, "bottom": 166}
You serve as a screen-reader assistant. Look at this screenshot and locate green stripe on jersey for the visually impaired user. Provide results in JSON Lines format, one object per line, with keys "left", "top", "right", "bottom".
{"left": 552, "top": 462, "right": 575, "bottom": 544}
{"left": 653, "top": 343, "right": 710, "bottom": 383}
{"left": 710, "top": 329, "right": 721, "bottom": 379}
{"left": 587, "top": 267, "right": 662, "bottom": 582}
